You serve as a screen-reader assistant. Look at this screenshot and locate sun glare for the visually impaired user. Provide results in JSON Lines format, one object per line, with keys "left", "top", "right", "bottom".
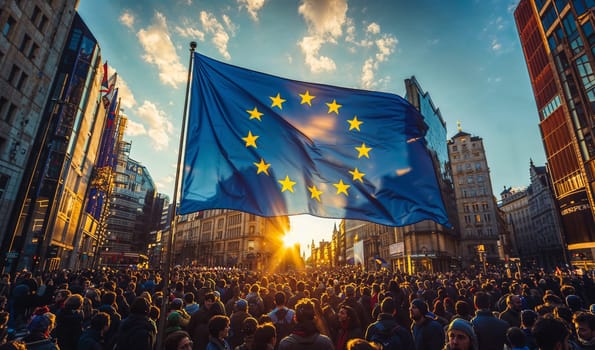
{"left": 283, "top": 233, "right": 298, "bottom": 248}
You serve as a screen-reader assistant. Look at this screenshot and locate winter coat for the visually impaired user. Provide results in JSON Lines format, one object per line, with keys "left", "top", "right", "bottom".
{"left": 113, "top": 313, "right": 157, "bottom": 350}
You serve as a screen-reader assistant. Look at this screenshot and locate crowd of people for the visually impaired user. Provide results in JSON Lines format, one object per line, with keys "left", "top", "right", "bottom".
{"left": 0, "top": 264, "right": 593, "bottom": 350}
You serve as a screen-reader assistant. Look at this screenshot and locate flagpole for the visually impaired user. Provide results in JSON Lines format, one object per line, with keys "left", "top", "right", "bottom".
{"left": 155, "top": 41, "right": 196, "bottom": 350}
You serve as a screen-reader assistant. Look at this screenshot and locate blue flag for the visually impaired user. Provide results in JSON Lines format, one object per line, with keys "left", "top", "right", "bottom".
{"left": 180, "top": 52, "right": 449, "bottom": 227}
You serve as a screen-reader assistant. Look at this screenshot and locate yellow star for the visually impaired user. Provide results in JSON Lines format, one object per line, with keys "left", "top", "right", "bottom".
{"left": 242, "top": 131, "right": 259, "bottom": 148}
{"left": 349, "top": 168, "right": 365, "bottom": 183}
{"left": 308, "top": 185, "right": 323, "bottom": 202}
{"left": 333, "top": 179, "right": 350, "bottom": 196}
{"left": 299, "top": 90, "right": 316, "bottom": 106}
{"left": 247, "top": 107, "right": 263, "bottom": 121}
{"left": 270, "top": 93, "right": 286, "bottom": 110}
{"left": 278, "top": 175, "right": 296, "bottom": 193}
{"left": 347, "top": 116, "right": 363, "bottom": 131}
{"left": 326, "top": 99, "right": 342, "bottom": 114}
{"left": 254, "top": 158, "right": 271, "bottom": 175}
{"left": 355, "top": 143, "right": 372, "bottom": 158}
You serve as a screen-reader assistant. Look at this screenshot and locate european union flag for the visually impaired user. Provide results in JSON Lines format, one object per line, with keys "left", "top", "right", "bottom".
{"left": 180, "top": 52, "right": 449, "bottom": 227}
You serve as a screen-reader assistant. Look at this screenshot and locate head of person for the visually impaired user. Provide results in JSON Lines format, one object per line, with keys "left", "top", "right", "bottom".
{"left": 507, "top": 327, "right": 527, "bottom": 349}
{"left": 295, "top": 298, "right": 316, "bottom": 323}
{"left": 410, "top": 299, "right": 428, "bottom": 321}
{"left": 338, "top": 305, "right": 360, "bottom": 328}
{"left": 235, "top": 299, "right": 248, "bottom": 312}
{"left": 380, "top": 297, "right": 396, "bottom": 315}
{"left": 446, "top": 318, "right": 478, "bottom": 350}
{"left": 203, "top": 292, "right": 216, "bottom": 309}
{"left": 253, "top": 323, "right": 276, "bottom": 350}
{"left": 507, "top": 295, "right": 523, "bottom": 312}
{"left": 521, "top": 309, "right": 538, "bottom": 329}
{"left": 28, "top": 315, "right": 51, "bottom": 337}
{"left": 64, "top": 294, "right": 84, "bottom": 310}
{"left": 242, "top": 317, "right": 258, "bottom": 337}
{"left": 346, "top": 338, "right": 382, "bottom": 350}
{"left": 164, "top": 330, "right": 193, "bottom": 350}
{"left": 130, "top": 296, "right": 151, "bottom": 316}
{"left": 208, "top": 315, "right": 230, "bottom": 340}
{"left": 473, "top": 291, "right": 490, "bottom": 310}
{"left": 90, "top": 312, "right": 110, "bottom": 334}
{"left": 274, "top": 291, "right": 286, "bottom": 306}
{"left": 532, "top": 316, "right": 570, "bottom": 350}
{"left": 573, "top": 311, "right": 595, "bottom": 343}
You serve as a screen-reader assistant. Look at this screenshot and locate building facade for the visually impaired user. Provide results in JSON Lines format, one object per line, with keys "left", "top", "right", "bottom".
{"left": 448, "top": 128, "right": 503, "bottom": 267}
{"left": 0, "top": 0, "right": 79, "bottom": 271}
{"left": 174, "top": 209, "right": 289, "bottom": 272}
{"left": 499, "top": 186, "right": 531, "bottom": 259}
{"left": 514, "top": 0, "right": 595, "bottom": 265}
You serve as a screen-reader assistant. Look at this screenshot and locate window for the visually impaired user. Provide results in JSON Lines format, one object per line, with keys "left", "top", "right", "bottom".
{"left": 16, "top": 72, "right": 27, "bottom": 91}
{"left": 38, "top": 15, "right": 48, "bottom": 32}
{"left": 540, "top": 5, "right": 557, "bottom": 32}
{"left": 576, "top": 55, "right": 595, "bottom": 90}
{"left": 475, "top": 163, "right": 481, "bottom": 170}
{"left": 2, "top": 16, "right": 16, "bottom": 37}
{"left": 31, "top": 6, "right": 41, "bottom": 23}
{"left": 20, "top": 34, "right": 31, "bottom": 53}
{"left": 28, "top": 43, "right": 39, "bottom": 59}
{"left": 0, "top": 174, "right": 9, "bottom": 201}
{"left": 0, "top": 97, "right": 7, "bottom": 116}
{"left": 5, "top": 104, "right": 17, "bottom": 123}
{"left": 8, "top": 65, "right": 20, "bottom": 85}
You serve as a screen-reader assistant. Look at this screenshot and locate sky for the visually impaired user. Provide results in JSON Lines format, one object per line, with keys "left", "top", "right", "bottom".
{"left": 77, "top": 0, "right": 542, "bottom": 249}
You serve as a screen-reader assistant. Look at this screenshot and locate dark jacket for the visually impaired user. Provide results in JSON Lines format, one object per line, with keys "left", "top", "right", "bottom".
{"left": 77, "top": 328, "right": 103, "bottom": 350}
{"left": 471, "top": 309, "right": 510, "bottom": 350}
{"left": 113, "top": 313, "right": 157, "bottom": 350}
{"left": 55, "top": 309, "right": 83, "bottom": 350}
{"left": 499, "top": 307, "right": 521, "bottom": 328}
{"left": 278, "top": 321, "right": 335, "bottom": 350}
{"left": 22, "top": 333, "right": 59, "bottom": 350}
{"left": 411, "top": 316, "right": 445, "bottom": 350}
{"left": 365, "top": 313, "right": 414, "bottom": 350}
{"left": 188, "top": 303, "right": 225, "bottom": 350}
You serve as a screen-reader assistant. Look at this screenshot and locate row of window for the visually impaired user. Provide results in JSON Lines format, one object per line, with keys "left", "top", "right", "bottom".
{"left": 458, "top": 174, "right": 486, "bottom": 185}
{"left": 463, "top": 213, "right": 493, "bottom": 224}
{"left": 463, "top": 202, "right": 490, "bottom": 213}
{"left": 455, "top": 162, "right": 483, "bottom": 173}
{"left": 462, "top": 186, "right": 489, "bottom": 198}
{"left": 450, "top": 142, "right": 479, "bottom": 152}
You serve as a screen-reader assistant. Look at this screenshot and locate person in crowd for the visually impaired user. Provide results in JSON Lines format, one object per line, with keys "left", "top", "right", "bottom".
{"left": 506, "top": 327, "right": 529, "bottom": 350}
{"left": 54, "top": 294, "right": 84, "bottom": 350}
{"left": 365, "top": 297, "right": 413, "bottom": 350}
{"left": 22, "top": 314, "right": 58, "bottom": 350}
{"left": 452, "top": 301, "right": 473, "bottom": 321}
{"left": 185, "top": 293, "right": 200, "bottom": 316}
{"left": 444, "top": 318, "right": 478, "bottom": 350}
{"left": 77, "top": 312, "right": 110, "bottom": 350}
{"left": 470, "top": 291, "right": 509, "bottom": 350}
{"left": 164, "top": 330, "right": 193, "bottom": 350}
{"left": 234, "top": 317, "right": 258, "bottom": 350}
{"left": 340, "top": 284, "right": 370, "bottom": 329}
{"left": 166, "top": 298, "right": 191, "bottom": 336}
{"left": 252, "top": 323, "right": 277, "bottom": 350}
{"left": 246, "top": 284, "right": 265, "bottom": 319}
{"left": 573, "top": 311, "right": 595, "bottom": 350}
{"left": 188, "top": 292, "right": 225, "bottom": 350}
{"left": 113, "top": 296, "right": 157, "bottom": 350}
{"left": 520, "top": 310, "right": 538, "bottom": 350}
{"left": 98, "top": 290, "right": 121, "bottom": 347}
{"left": 410, "top": 298, "right": 444, "bottom": 350}
{"left": 334, "top": 305, "right": 363, "bottom": 350}
{"left": 206, "top": 315, "right": 231, "bottom": 350}
{"left": 500, "top": 295, "right": 523, "bottom": 328}
{"left": 268, "top": 292, "right": 296, "bottom": 348}
{"left": 278, "top": 298, "right": 334, "bottom": 350}
{"left": 228, "top": 299, "right": 250, "bottom": 349}
{"left": 345, "top": 338, "right": 382, "bottom": 350}
{"left": 532, "top": 317, "right": 570, "bottom": 350}
{"left": 48, "top": 289, "right": 70, "bottom": 316}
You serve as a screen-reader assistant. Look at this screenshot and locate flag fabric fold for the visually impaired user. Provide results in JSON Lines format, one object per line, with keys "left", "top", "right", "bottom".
{"left": 180, "top": 52, "right": 449, "bottom": 227}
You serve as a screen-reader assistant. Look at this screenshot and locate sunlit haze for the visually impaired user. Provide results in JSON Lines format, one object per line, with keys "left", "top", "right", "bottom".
{"left": 288, "top": 215, "right": 339, "bottom": 257}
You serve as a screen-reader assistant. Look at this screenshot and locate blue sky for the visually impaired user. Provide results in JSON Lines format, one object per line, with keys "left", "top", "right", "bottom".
{"left": 77, "top": 0, "right": 541, "bottom": 247}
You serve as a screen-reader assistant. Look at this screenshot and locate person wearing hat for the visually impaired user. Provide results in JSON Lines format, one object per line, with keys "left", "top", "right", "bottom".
{"left": 228, "top": 299, "right": 250, "bottom": 349}
{"left": 444, "top": 318, "right": 478, "bottom": 350}
{"left": 410, "top": 298, "right": 444, "bottom": 350}
{"left": 22, "top": 314, "right": 57, "bottom": 350}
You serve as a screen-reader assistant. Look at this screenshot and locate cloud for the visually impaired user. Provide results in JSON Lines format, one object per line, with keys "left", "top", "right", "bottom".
{"left": 200, "top": 11, "right": 232, "bottom": 60}
{"left": 175, "top": 21, "right": 206, "bottom": 41}
{"left": 120, "top": 10, "right": 135, "bottom": 29}
{"left": 114, "top": 75, "right": 137, "bottom": 110}
{"left": 137, "top": 12, "right": 187, "bottom": 88}
{"left": 124, "top": 119, "right": 147, "bottom": 137}
{"left": 297, "top": 0, "right": 348, "bottom": 73}
{"left": 366, "top": 22, "right": 380, "bottom": 35}
{"left": 134, "top": 100, "right": 174, "bottom": 151}
{"left": 299, "top": 36, "right": 336, "bottom": 73}
{"left": 237, "top": 0, "right": 266, "bottom": 22}
{"left": 491, "top": 39, "right": 502, "bottom": 51}
{"left": 360, "top": 29, "right": 397, "bottom": 89}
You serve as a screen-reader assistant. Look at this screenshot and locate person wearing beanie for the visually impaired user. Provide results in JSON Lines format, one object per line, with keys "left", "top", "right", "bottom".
{"left": 22, "top": 314, "right": 58, "bottom": 350}
{"left": 444, "top": 318, "right": 478, "bottom": 350}
{"left": 410, "top": 298, "right": 444, "bottom": 350}
{"left": 228, "top": 299, "right": 250, "bottom": 349}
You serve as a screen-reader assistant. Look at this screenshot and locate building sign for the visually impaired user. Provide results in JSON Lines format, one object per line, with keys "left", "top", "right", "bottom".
{"left": 389, "top": 242, "right": 404, "bottom": 257}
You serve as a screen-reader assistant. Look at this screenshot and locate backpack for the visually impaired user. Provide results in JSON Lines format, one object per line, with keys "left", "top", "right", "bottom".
{"left": 369, "top": 321, "right": 402, "bottom": 350}
{"left": 273, "top": 308, "right": 293, "bottom": 343}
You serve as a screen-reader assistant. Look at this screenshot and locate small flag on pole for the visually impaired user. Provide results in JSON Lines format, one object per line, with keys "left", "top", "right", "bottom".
{"left": 180, "top": 53, "right": 449, "bottom": 227}
{"left": 100, "top": 61, "right": 110, "bottom": 94}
